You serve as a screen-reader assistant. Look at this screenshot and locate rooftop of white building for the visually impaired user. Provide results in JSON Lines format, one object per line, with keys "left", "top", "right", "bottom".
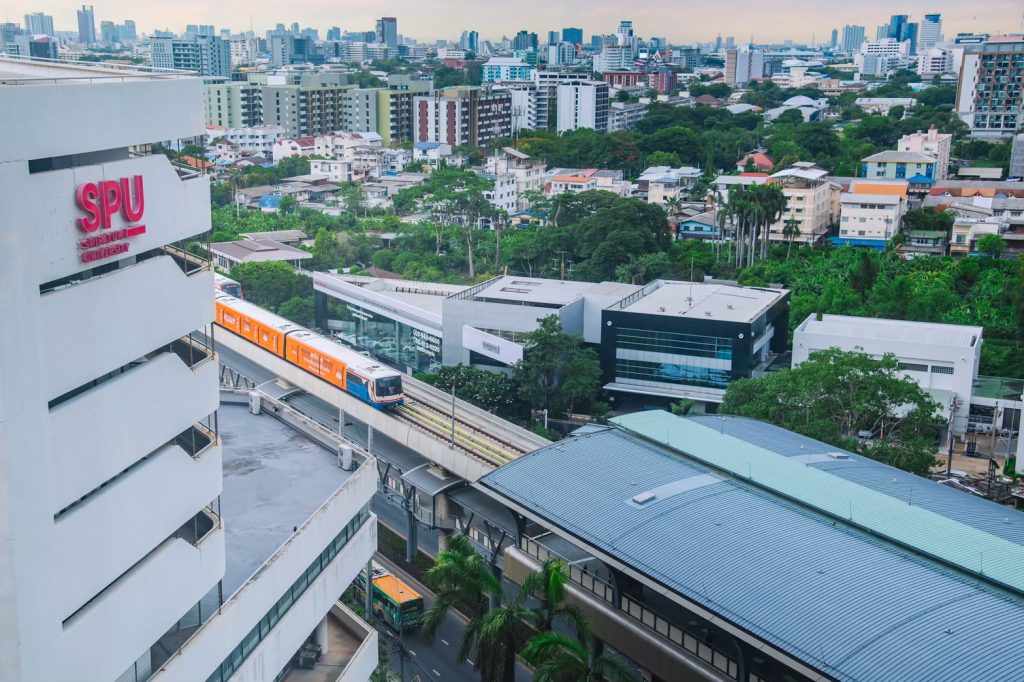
{"left": 462, "top": 276, "right": 598, "bottom": 307}
{"left": 218, "top": 404, "right": 356, "bottom": 594}
{"left": 796, "top": 314, "right": 983, "bottom": 349}
{"left": 617, "top": 281, "right": 788, "bottom": 323}
{"left": 0, "top": 54, "right": 197, "bottom": 84}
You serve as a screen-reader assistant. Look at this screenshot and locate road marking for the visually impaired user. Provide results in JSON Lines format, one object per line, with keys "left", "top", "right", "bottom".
{"left": 433, "top": 669, "right": 441, "bottom": 677}
{"left": 409, "top": 650, "right": 417, "bottom": 656}
{"left": 440, "top": 639, "right": 449, "bottom": 646}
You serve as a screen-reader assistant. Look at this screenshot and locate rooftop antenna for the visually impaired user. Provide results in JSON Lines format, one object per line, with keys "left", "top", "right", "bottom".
{"left": 688, "top": 257, "right": 694, "bottom": 306}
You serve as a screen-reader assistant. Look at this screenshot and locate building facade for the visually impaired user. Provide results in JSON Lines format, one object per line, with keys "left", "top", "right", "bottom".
{"left": 203, "top": 82, "right": 263, "bottom": 128}
{"left": 555, "top": 81, "right": 609, "bottom": 133}
{"left": 956, "top": 39, "right": 1024, "bottom": 138}
{"left": 836, "top": 180, "right": 909, "bottom": 249}
{"left": 769, "top": 164, "right": 839, "bottom": 245}
{"left": 861, "top": 150, "right": 938, "bottom": 181}
{"left": 150, "top": 35, "right": 231, "bottom": 78}
{"left": 481, "top": 57, "right": 534, "bottom": 82}
{"left": 414, "top": 86, "right": 513, "bottom": 147}
{"left": 897, "top": 126, "right": 952, "bottom": 180}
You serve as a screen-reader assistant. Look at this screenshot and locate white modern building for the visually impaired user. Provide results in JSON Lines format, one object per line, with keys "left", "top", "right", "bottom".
{"left": 0, "top": 56, "right": 376, "bottom": 682}
{"left": 206, "top": 125, "right": 286, "bottom": 156}
{"left": 855, "top": 39, "right": 910, "bottom": 77}
{"left": 918, "top": 46, "right": 953, "bottom": 76}
{"left": 836, "top": 179, "right": 908, "bottom": 249}
{"left": 793, "top": 314, "right": 982, "bottom": 434}
{"left": 150, "top": 35, "right": 231, "bottom": 78}
{"left": 555, "top": 81, "right": 609, "bottom": 133}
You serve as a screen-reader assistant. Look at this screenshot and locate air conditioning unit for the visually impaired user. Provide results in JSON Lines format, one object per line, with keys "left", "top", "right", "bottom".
{"left": 337, "top": 444, "right": 354, "bottom": 471}
{"left": 248, "top": 391, "right": 261, "bottom": 415}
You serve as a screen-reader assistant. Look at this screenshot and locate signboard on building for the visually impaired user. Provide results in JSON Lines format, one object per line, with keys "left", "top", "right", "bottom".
{"left": 412, "top": 328, "right": 441, "bottom": 358}
{"left": 462, "top": 325, "right": 524, "bottom": 365}
{"left": 75, "top": 175, "right": 147, "bottom": 263}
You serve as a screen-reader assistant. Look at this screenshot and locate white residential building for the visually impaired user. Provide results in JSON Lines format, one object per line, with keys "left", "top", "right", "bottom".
{"left": 228, "top": 37, "right": 259, "bottom": 66}
{"left": 555, "top": 81, "right": 609, "bottom": 133}
{"left": 898, "top": 126, "right": 952, "bottom": 180}
{"left": 0, "top": 55, "right": 378, "bottom": 682}
{"left": 593, "top": 45, "right": 633, "bottom": 73}
{"left": 413, "top": 141, "right": 463, "bottom": 170}
{"left": 310, "top": 158, "right": 364, "bottom": 183}
{"left": 836, "top": 179, "right": 909, "bottom": 249}
{"left": 479, "top": 171, "right": 518, "bottom": 222}
{"left": 855, "top": 39, "right": 911, "bottom": 77}
{"left": 918, "top": 46, "right": 953, "bottom": 76}
{"left": 793, "top": 314, "right": 982, "bottom": 435}
{"left": 272, "top": 136, "right": 317, "bottom": 162}
{"left": 854, "top": 97, "right": 916, "bottom": 115}
{"left": 768, "top": 163, "right": 840, "bottom": 245}
{"left": 485, "top": 147, "right": 547, "bottom": 210}
{"left": 206, "top": 125, "right": 286, "bottom": 156}
{"left": 314, "top": 131, "right": 384, "bottom": 159}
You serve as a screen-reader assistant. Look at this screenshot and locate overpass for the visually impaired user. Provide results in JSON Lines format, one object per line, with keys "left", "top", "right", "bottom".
{"left": 214, "top": 329, "right": 548, "bottom": 482}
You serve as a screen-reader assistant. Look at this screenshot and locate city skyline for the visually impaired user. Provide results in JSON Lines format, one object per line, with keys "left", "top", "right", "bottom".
{"left": 7, "top": 0, "right": 1022, "bottom": 42}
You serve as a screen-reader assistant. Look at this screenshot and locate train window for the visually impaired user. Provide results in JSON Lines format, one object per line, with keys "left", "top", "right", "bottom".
{"left": 375, "top": 376, "right": 403, "bottom": 397}
{"left": 347, "top": 371, "right": 367, "bottom": 387}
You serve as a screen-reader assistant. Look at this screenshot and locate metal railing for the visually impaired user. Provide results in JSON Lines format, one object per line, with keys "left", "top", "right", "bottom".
{"left": 163, "top": 243, "right": 210, "bottom": 276}
{"left": 519, "top": 536, "right": 738, "bottom": 679}
{"left": 171, "top": 506, "right": 221, "bottom": 548}
{"left": 448, "top": 275, "right": 502, "bottom": 301}
{"left": 172, "top": 419, "right": 217, "bottom": 459}
{"left": 166, "top": 332, "right": 215, "bottom": 370}
{"left": 0, "top": 54, "right": 200, "bottom": 84}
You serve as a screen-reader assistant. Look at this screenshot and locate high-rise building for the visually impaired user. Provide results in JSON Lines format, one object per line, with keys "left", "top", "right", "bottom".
{"left": 1009, "top": 133, "right": 1024, "bottom": 179}
{"left": 460, "top": 30, "right": 479, "bottom": 52}
{"left": 956, "top": 39, "right": 1024, "bottom": 138}
{"left": 23, "top": 12, "right": 54, "bottom": 37}
{"left": 77, "top": 5, "right": 95, "bottom": 44}
{"left": 919, "top": 13, "right": 942, "bottom": 54}
{"left": 228, "top": 37, "right": 259, "bottom": 66}
{"left": 100, "top": 21, "right": 118, "bottom": 45}
{"left": 185, "top": 24, "right": 215, "bottom": 37}
{"left": 888, "top": 14, "right": 918, "bottom": 54}
{"left": 150, "top": 35, "right": 231, "bottom": 78}
{"left": 204, "top": 81, "right": 264, "bottom": 127}
{"left": 841, "top": 25, "right": 866, "bottom": 53}
{"left": 121, "top": 20, "right": 137, "bottom": 42}
{"left": 513, "top": 30, "right": 538, "bottom": 52}
{"left": 326, "top": 26, "right": 341, "bottom": 41}
{"left": 556, "top": 81, "right": 610, "bottom": 133}
{"left": 562, "top": 27, "right": 583, "bottom": 44}
{"left": 414, "top": 85, "right": 513, "bottom": 147}
{"left": 830, "top": 28, "right": 838, "bottom": 48}
{"left": 725, "top": 48, "right": 764, "bottom": 85}
{"left": 616, "top": 20, "right": 636, "bottom": 54}
{"left": 376, "top": 16, "right": 397, "bottom": 47}
{"left": 875, "top": 24, "right": 890, "bottom": 40}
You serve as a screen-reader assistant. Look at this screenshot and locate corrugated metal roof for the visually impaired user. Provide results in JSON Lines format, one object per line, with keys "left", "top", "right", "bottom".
{"left": 479, "top": 412, "right": 1024, "bottom": 682}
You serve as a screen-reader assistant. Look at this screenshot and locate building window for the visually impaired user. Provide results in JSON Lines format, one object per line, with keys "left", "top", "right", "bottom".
{"left": 898, "top": 362, "right": 928, "bottom": 372}
{"left": 931, "top": 365, "right": 955, "bottom": 374}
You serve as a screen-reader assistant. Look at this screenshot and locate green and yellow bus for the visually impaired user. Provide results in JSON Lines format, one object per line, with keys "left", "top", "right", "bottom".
{"left": 357, "top": 565, "right": 424, "bottom": 631}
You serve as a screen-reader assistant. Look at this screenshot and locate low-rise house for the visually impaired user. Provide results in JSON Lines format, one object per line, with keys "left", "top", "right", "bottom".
{"left": 736, "top": 151, "right": 774, "bottom": 173}
{"left": 836, "top": 179, "right": 909, "bottom": 250}
{"left": 854, "top": 97, "right": 916, "bottom": 115}
{"left": 310, "top": 159, "right": 364, "bottom": 184}
{"left": 271, "top": 136, "right": 316, "bottom": 163}
{"left": 210, "top": 238, "right": 312, "bottom": 272}
{"left": 861, "top": 150, "right": 938, "bottom": 183}
{"left": 485, "top": 147, "right": 547, "bottom": 211}
{"left": 412, "top": 141, "right": 464, "bottom": 170}
{"left": 545, "top": 168, "right": 631, "bottom": 197}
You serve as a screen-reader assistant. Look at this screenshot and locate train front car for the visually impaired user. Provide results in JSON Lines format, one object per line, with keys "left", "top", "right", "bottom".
{"left": 285, "top": 329, "right": 405, "bottom": 409}
{"left": 360, "top": 362, "right": 404, "bottom": 410}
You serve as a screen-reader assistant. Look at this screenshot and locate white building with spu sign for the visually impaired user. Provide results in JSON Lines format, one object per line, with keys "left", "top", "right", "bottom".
{"left": 0, "top": 56, "right": 376, "bottom": 682}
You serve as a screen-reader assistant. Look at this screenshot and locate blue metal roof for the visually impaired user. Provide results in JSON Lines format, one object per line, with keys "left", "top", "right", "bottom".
{"left": 480, "top": 412, "right": 1024, "bottom": 682}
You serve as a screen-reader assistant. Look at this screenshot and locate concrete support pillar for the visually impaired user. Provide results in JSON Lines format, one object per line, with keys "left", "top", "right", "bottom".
{"left": 405, "top": 494, "right": 418, "bottom": 563}
{"left": 314, "top": 615, "right": 329, "bottom": 655}
{"left": 367, "top": 424, "right": 374, "bottom": 455}
{"left": 437, "top": 531, "right": 449, "bottom": 553}
{"left": 365, "top": 559, "right": 374, "bottom": 621}
{"left": 338, "top": 407, "right": 346, "bottom": 437}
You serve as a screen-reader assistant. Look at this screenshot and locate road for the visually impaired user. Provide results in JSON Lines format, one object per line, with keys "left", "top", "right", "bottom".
{"left": 216, "top": 345, "right": 523, "bottom": 680}
{"left": 374, "top": 553, "right": 531, "bottom": 682}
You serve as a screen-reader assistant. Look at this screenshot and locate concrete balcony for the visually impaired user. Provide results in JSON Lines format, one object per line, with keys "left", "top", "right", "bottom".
{"left": 39, "top": 254, "right": 213, "bottom": 400}
{"left": 55, "top": 439, "right": 223, "bottom": 620}
{"left": 56, "top": 525, "right": 225, "bottom": 682}
{"left": 282, "top": 604, "right": 378, "bottom": 682}
{"left": 49, "top": 348, "right": 218, "bottom": 512}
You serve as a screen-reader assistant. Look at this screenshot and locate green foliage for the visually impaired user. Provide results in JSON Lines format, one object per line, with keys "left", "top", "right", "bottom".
{"left": 423, "top": 364, "right": 520, "bottom": 416}
{"left": 976, "top": 234, "right": 1006, "bottom": 258}
{"left": 903, "top": 208, "right": 955, "bottom": 233}
{"left": 513, "top": 316, "right": 603, "bottom": 415}
{"left": 277, "top": 296, "right": 314, "bottom": 327}
{"left": 229, "top": 262, "right": 311, "bottom": 312}
{"left": 721, "top": 349, "right": 943, "bottom": 475}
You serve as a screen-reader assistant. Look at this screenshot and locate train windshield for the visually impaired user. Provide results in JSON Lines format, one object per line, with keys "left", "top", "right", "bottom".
{"left": 220, "top": 282, "right": 241, "bottom": 297}
{"left": 375, "top": 376, "right": 403, "bottom": 397}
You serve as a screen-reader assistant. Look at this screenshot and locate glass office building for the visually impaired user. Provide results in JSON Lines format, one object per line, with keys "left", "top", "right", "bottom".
{"left": 329, "top": 301, "right": 443, "bottom": 374}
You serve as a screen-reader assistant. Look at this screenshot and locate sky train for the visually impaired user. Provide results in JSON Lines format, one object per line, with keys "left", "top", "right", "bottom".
{"left": 214, "top": 293, "right": 404, "bottom": 409}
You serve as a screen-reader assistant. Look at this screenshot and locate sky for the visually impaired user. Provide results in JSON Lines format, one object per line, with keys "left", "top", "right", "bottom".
{"left": 8, "top": 1, "right": 1023, "bottom": 44}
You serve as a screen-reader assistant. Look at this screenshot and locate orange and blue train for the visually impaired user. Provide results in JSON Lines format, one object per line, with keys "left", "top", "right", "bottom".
{"left": 214, "top": 293, "right": 404, "bottom": 409}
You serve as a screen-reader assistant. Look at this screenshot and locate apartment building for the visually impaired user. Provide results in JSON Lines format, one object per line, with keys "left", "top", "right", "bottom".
{"left": 769, "top": 163, "right": 839, "bottom": 245}
{"left": 855, "top": 38, "right": 911, "bottom": 77}
{"left": 261, "top": 72, "right": 351, "bottom": 137}
{"left": 897, "top": 125, "right": 952, "bottom": 180}
{"left": 956, "top": 38, "right": 1024, "bottom": 138}
{"left": 836, "top": 179, "right": 909, "bottom": 249}
{"left": 556, "top": 81, "right": 610, "bottom": 133}
{"left": 414, "top": 85, "right": 513, "bottom": 147}
{"left": 481, "top": 57, "right": 534, "bottom": 82}
{"left": 484, "top": 147, "right": 547, "bottom": 210}
{"left": 150, "top": 35, "right": 231, "bottom": 78}
{"left": 203, "top": 82, "right": 263, "bottom": 128}
{"left": 724, "top": 48, "right": 764, "bottom": 85}
{"left": 206, "top": 125, "right": 286, "bottom": 156}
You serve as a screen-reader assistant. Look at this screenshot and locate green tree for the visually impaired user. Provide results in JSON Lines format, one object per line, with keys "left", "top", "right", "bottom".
{"left": 277, "top": 295, "right": 314, "bottom": 326}
{"left": 278, "top": 194, "right": 298, "bottom": 214}
{"left": 311, "top": 227, "right": 346, "bottom": 270}
{"left": 782, "top": 217, "right": 801, "bottom": 259}
{"left": 562, "top": 347, "right": 602, "bottom": 416}
{"left": 976, "top": 233, "right": 1006, "bottom": 258}
{"left": 520, "top": 558, "right": 587, "bottom": 636}
{"left": 522, "top": 631, "right": 635, "bottom": 682}
{"left": 229, "top": 262, "right": 311, "bottom": 311}
{"left": 513, "top": 315, "right": 600, "bottom": 415}
{"left": 720, "top": 348, "right": 942, "bottom": 475}
{"left": 850, "top": 250, "right": 879, "bottom": 299}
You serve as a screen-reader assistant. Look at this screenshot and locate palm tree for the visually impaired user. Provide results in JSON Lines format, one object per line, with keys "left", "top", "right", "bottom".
{"left": 522, "top": 631, "right": 636, "bottom": 682}
{"left": 782, "top": 217, "right": 801, "bottom": 259}
{"left": 460, "top": 590, "right": 534, "bottom": 682}
{"left": 520, "top": 558, "right": 587, "bottom": 637}
{"left": 422, "top": 534, "right": 496, "bottom": 638}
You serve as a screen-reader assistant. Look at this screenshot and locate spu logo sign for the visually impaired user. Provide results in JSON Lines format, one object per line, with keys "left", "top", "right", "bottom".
{"left": 74, "top": 175, "right": 147, "bottom": 263}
